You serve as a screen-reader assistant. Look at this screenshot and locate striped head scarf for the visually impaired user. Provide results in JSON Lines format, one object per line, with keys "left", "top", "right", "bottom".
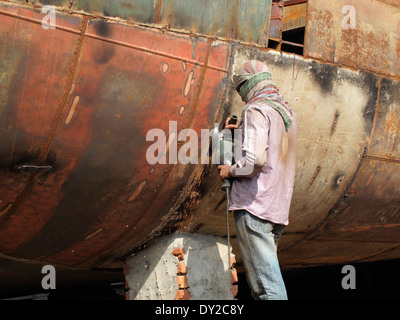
{"left": 233, "top": 60, "right": 293, "bottom": 131}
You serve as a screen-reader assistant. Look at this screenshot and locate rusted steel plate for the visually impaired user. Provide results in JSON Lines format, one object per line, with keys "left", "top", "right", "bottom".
{"left": 11, "top": 0, "right": 273, "bottom": 45}
{"left": 282, "top": 1, "right": 307, "bottom": 32}
{"left": 301, "top": 78, "right": 399, "bottom": 259}
{"left": 304, "top": 0, "right": 400, "bottom": 77}
{"left": 10, "top": 0, "right": 71, "bottom": 6}
{"left": 284, "top": 0, "right": 307, "bottom": 5}
{"left": 2, "top": 15, "right": 230, "bottom": 267}
{"left": 74, "top": 0, "right": 157, "bottom": 22}
{"left": 0, "top": 3, "right": 83, "bottom": 253}
{"left": 158, "top": 0, "right": 272, "bottom": 45}
{"left": 269, "top": 0, "right": 283, "bottom": 40}
{"left": 75, "top": 0, "right": 272, "bottom": 46}
{"left": 361, "top": 244, "right": 400, "bottom": 263}
{"left": 311, "top": 159, "right": 400, "bottom": 244}
{"left": 278, "top": 238, "right": 395, "bottom": 268}
{"left": 375, "top": 0, "right": 400, "bottom": 8}
{"left": 368, "top": 78, "right": 400, "bottom": 160}
{"left": 280, "top": 157, "right": 400, "bottom": 267}
{"left": 16, "top": 0, "right": 273, "bottom": 45}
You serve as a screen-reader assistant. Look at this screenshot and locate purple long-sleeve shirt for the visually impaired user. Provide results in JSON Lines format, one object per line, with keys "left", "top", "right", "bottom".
{"left": 229, "top": 102, "right": 298, "bottom": 226}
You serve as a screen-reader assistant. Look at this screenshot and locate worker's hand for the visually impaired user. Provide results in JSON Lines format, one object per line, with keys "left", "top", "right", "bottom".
{"left": 225, "top": 117, "right": 240, "bottom": 130}
{"left": 218, "top": 165, "right": 232, "bottom": 180}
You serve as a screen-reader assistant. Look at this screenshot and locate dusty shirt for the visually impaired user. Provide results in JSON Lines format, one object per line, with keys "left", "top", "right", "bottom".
{"left": 229, "top": 102, "right": 298, "bottom": 226}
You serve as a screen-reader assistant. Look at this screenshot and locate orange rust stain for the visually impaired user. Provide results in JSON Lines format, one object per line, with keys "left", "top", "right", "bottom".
{"left": 129, "top": 180, "right": 147, "bottom": 202}
{"left": 154, "top": 0, "right": 163, "bottom": 24}
{"left": 38, "top": 16, "right": 89, "bottom": 164}
{"left": 65, "top": 95, "right": 80, "bottom": 125}
{"left": 183, "top": 38, "right": 212, "bottom": 130}
{"left": 339, "top": 223, "right": 400, "bottom": 233}
{"left": 366, "top": 173, "right": 374, "bottom": 186}
{"left": 396, "top": 38, "right": 400, "bottom": 58}
{"left": 85, "top": 228, "right": 103, "bottom": 240}
{"left": 385, "top": 108, "right": 400, "bottom": 135}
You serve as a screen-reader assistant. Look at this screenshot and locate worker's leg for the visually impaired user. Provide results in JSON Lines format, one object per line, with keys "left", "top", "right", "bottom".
{"left": 234, "top": 210, "right": 262, "bottom": 299}
{"left": 234, "top": 209, "right": 287, "bottom": 300}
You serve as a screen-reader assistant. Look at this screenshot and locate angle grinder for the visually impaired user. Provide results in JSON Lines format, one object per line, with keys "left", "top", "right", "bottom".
{"left": 210, "top": 115, "right": 238, "bottom": 191}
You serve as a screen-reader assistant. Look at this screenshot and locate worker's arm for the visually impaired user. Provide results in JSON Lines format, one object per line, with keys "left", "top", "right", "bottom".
{"left": 229, "top": 106, "right": 269, "bottom": 178}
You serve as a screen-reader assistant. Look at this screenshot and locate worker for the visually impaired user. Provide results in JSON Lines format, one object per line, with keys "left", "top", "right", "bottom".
{"left": 218, "top": 60, "right": 298, "bottom": 300}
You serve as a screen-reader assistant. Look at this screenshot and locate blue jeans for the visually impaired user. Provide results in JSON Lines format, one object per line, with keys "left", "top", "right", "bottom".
{"left": 234, "top": 210, "right": 287, "bottom": 300}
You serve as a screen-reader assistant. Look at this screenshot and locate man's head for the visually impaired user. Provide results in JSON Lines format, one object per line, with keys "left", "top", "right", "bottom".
{"left": 233, "top": 60, "right": 274, "bottom": 103}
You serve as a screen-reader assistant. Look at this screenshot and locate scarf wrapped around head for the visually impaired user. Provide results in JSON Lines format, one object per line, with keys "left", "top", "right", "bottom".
{"left": 234, "top": 60, "right": 293, "bottom": 131}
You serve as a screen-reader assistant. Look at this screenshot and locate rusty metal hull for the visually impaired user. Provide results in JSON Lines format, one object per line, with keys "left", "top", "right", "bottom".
{"left": 0, "top": 2, "right": 231, "bottom": 270}
{"left": 304, "top": 0, "right": 400, "bottom": 77}
{"left": 0, "top": 0, "right": 399, "bottom": 286}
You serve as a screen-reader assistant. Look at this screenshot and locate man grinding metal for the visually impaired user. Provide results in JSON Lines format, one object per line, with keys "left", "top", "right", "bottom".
{"left": 218, "top": 60, "right": 298, "bottom": 300}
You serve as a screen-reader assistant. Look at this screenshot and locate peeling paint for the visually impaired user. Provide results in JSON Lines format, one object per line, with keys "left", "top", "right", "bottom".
{"left": 65, "top": 96, "right": 80, "bottom": 125}
{"left": 129, "top": 181, "right": 147, "bottom": 202}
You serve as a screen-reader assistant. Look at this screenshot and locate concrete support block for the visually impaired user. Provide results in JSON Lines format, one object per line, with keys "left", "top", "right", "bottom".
{"left": 125, "top": 232, "right": 236, "bottom": 300}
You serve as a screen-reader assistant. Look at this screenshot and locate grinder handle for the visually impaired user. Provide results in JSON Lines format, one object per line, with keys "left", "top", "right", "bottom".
{"left": 228, "top": 115, "right": 238, "bottom": 125}
{"left": 221, "top": 179, "right": 231, "bottom": 191}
